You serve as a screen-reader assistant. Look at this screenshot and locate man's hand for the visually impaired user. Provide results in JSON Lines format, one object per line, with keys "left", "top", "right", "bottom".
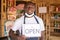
{"left": 17, "top": 35, "right": 26, "bottom": 40}
{"left": 40, "top": 31, "right": 45, "bottom": 40}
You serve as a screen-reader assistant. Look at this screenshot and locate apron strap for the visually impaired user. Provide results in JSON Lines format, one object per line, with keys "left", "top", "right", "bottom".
{"left": 24, "top": 15, "right": 26, "bottom": 24}
{"left": 34, "top": 15, "right": 39, "bottom": 24}
{"left": 20, "top": 15, "right": 26, "bottom": 35}
{"left": 21, "top": 26, "right": 22, "bottom": 35}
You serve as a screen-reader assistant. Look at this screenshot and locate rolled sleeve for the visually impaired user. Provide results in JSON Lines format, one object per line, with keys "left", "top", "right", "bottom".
{"left": 11, "top": 19, "right": 22, "bottom": 32}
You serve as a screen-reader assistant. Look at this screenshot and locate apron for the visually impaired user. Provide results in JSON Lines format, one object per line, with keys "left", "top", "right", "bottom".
{"left": 21, "top": 15, "right": 40, "bottom": 40}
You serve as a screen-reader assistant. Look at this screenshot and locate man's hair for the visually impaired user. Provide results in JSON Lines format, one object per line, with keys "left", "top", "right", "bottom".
{"left": 16, "top": 1, "right": 26, "bottom": 6}
{"left": 25, "top": 1, "right": 36, "bottom": 8}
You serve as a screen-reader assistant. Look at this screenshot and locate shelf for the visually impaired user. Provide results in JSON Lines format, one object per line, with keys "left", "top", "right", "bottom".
{"left": 50, "top": 32, "right": 60, "bottom": 36}
{"left": 51, "top": 27, "right": 60, "bottom": 29}
{"left": 51, "top": 17, "right": 60, "bottom": 21}
{"left": 51, "top": 11, "right": 60, "bottom": 13}
{"left": 54, "top": 19, "right": 60, "bottom": 21}
{"left": 54, "top": 27, "right": 60, "bottom": 29}
{"left": 50, "top": 4, "right": 60, "bottom": 6}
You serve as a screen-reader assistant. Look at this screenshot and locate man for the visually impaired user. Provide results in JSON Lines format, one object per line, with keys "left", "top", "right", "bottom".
{"left": 9, "top": 1, "right": 45, "bottom": 40}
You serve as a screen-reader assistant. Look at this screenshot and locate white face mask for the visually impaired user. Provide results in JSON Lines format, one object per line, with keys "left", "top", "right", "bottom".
{"left": 25, "top": 13, "right": 34, "bottom": 17}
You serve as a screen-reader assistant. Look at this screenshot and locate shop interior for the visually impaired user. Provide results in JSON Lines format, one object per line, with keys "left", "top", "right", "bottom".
{"left": 0, "top": 0, "right": 60, "bottom": 40}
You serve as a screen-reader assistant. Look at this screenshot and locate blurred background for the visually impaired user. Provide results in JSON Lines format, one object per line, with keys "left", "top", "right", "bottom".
{"left": 0, "top": 0, "right": 60, "bottom": 40}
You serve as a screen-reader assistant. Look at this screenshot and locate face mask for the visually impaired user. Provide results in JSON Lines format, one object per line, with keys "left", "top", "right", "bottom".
{"left": 25, "top": 13, "right": 34, "bottom": 17}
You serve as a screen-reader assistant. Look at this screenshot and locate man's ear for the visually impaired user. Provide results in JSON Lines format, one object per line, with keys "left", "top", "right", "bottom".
{"left": 34, "top": 11, "right": 36, "bottom": 15}
{"left": 34, "top": 6, "right": 36, "bottom": 14}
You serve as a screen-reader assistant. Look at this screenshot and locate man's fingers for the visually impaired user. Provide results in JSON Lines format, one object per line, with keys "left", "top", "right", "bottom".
{"left": 17, "top": 35, "right": 26, "bottom": 40}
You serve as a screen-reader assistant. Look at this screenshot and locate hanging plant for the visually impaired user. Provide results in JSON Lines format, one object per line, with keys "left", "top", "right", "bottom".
{"left": 17, "top": 10, "right": 24, "bottom": 14}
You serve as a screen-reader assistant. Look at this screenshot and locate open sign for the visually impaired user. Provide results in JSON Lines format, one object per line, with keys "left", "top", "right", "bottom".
{"left": 22, "top": 24, "right": 41, "bottom": 37}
